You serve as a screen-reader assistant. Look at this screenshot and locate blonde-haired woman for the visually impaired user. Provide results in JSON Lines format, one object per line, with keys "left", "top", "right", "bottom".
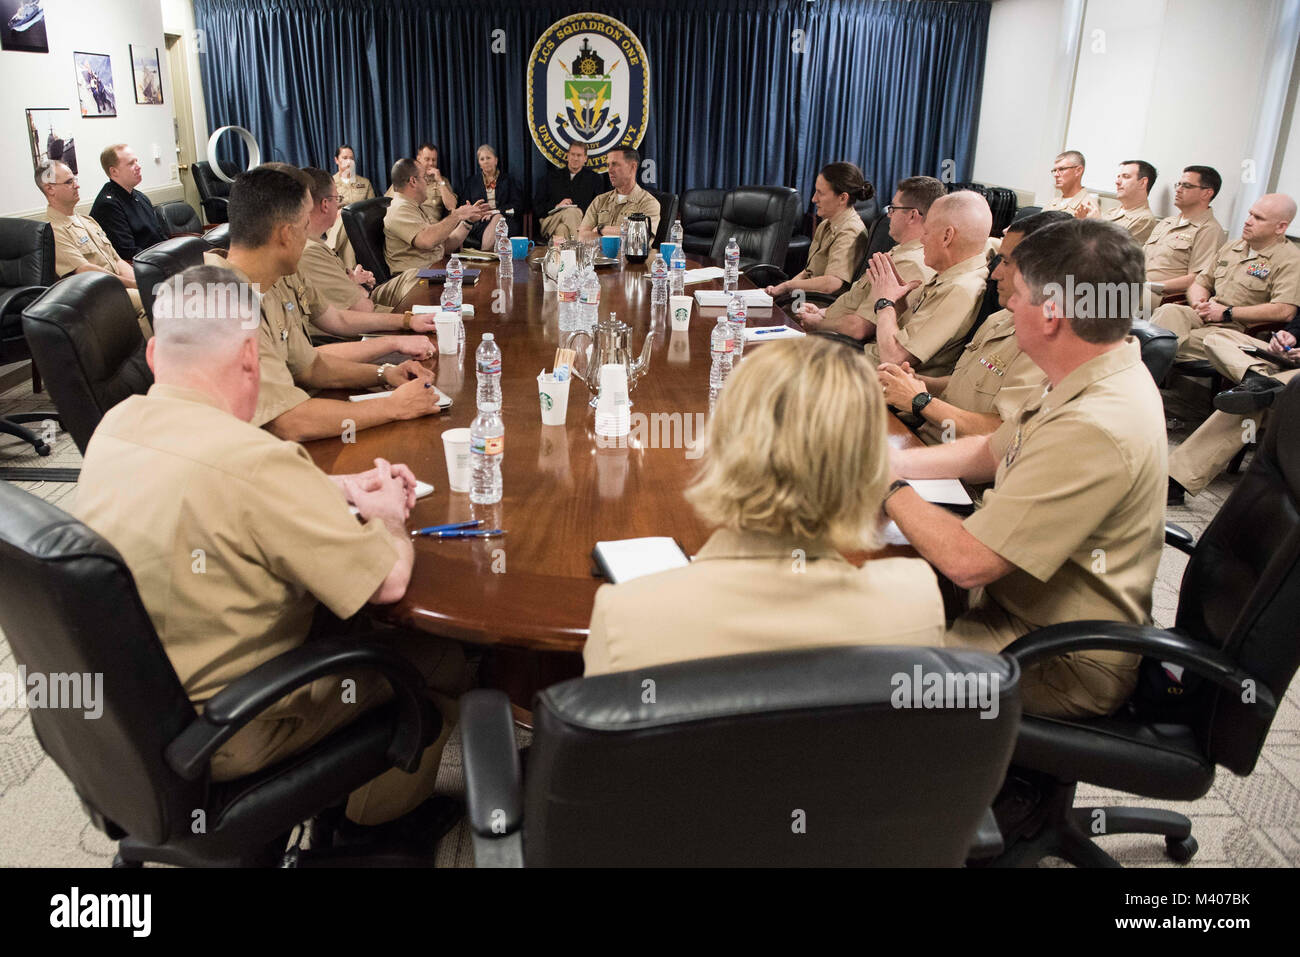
{"left": 583, "top": 336, "right": 945, "bottom": 676}
{"left": 464, "top": 144, "right": 523, "bottom": 250}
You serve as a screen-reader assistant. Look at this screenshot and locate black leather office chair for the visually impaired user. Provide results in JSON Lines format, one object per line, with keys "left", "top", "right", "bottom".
{"left": 132, "top": 236, "right": 209, "bottom": 323}
{"left": 1131, "top": 319, "right": 1178, "bottom": 384}
{"left": 994, "top": 377, "right": 1300, "bottom": 867}
{"left": 0, "top": 479, "right": 444, "bottom": 867}
{"left": 202, "top": 222, "right": 230, "bottom": 252}
{"left": 0, "top": 218, "right": 60, "bottom": 454}
{"left": 646, "top": 188, "right": 677, "bottom": 248}
{"left": 153, "top": 200, "right": 204, "bottom": 237}
{"left": 190, "top": 161, "right": 239, "bottom": 224}
{"left": 342, "top": 197, "right": 392, "bottom": 285}
{"left": 710, "top": 186, "right": 800, "bottom": 286}
{"left": 680, "top": 188, "right": 726, "bottom": 256}
{"left": 796, "top": 211, "right": 897, "bottom": 310}
{"left": 462, "top": 646, "right": 1021, "bottom": 866}
{"left": 1010, "top": 205, "right": 1042, "bottom": 226}
{"left": 22, "top": 273, "right": 152, "bottom": 454}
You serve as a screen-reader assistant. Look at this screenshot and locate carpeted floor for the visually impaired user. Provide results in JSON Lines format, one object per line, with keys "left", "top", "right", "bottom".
{"left": 0, "top": 369, "right": 1296, "bottom": 868}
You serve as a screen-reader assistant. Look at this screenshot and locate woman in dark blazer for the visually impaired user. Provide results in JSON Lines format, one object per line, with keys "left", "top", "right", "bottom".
{"left": 464, "top": 144, "right": 524, "bottom": 249}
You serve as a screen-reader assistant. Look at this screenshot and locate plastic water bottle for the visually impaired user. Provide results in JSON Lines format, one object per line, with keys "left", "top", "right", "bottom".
{"left": 443, "top": 253, "right": 465, "bottom": 345}
{"left": 650, "top": 251, "right": 668, "bottom": 305}
{"left": 495, "top": 217, "right": 509, "bottom": 241}
{"left": 618, "top": 218, "right": 630, "bottom": 263}
{"left": 669, "top": 219, "right": 683, "bottom": 248}
{"left": 579, "top": 266, "right": 600, "bottom": 330}
{"left": 495, "top": 230, "right": 511, "bottom": 269}
{"left": 670, "top": 244, "right": 687, "bottom": 296}
{"left": 475, "top": 332, "right": 501, "bottom": 412}
{"left": 727, "top": 292, "right": 748, "bottom": 360}
{"left": 558, "top": 259, "right": 580, "bottom": 331}
{"left": 469, "top": 409, "right": 504, "bottom": 505}
{"left": 709, "top": 314, "right": 734, "bottom": 389}
{"left": 724, "top": 236, "right": 740, "bottom": 292}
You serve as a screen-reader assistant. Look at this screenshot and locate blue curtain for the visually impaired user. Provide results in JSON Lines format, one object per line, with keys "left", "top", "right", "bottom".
{"left": 195, "top": 0, "right": 988, "bottom": 209}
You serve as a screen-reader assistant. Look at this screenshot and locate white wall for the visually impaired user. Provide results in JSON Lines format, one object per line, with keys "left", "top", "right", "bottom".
{"left": 1, "top": 0, "right": 178, "bottom": 217}
{"left": 974, "top": 0, "right": 1296, "bottom": 230}
{"left": 159, "top": 0, "right": 208, "bottom": 155}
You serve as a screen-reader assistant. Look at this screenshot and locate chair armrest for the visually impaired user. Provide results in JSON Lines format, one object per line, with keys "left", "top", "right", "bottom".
{"left": 1002, "top": 621, "right": 1277, "bottom": 711}
{"left": 164, "top": 635, "right": 435, "bottom": 781}
{"left": 0, "top": 285, "right": 49, "bottom": 326}
{"left": 802, "top": 291, "right": 838, "bottom": 308}
{"left": 460, "top": 690, "right": 525, "bottom": 867}
{"left": 743, "top": 263, "right": 788, "bottom": 289}
{"left": 1165, "top": 522, "right": 1196, "bottom": 554}
{"left": 808, "top": 329, "right": 869, "bottom": 350}
{"left": 965, "top": 807, "right": 1004, "bottom": 862}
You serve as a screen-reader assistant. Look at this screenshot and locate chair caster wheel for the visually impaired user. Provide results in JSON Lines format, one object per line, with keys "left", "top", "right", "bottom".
{"left": 1165, "top": 835, "right": 1198, "bottom": 863}
{"left": 35, "top": 443, "right": 51, "bottom": 456}
{"left": 111, "top": 852, "right": 141, "bottom": 868}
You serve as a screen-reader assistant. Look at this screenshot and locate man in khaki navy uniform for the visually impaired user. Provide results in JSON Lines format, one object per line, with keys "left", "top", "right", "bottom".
{"left": 886, "top": 219, "right": 1166, "bottom": 718}
{"left": 74, "top": 262, "right": 467, "bottom": 831}
{"left": 300, "top": 167, "right": 426, "bottom": 317}
{"left": 325, "top": 144, "right": 376, "bottom": 270}
{"left": 862, "top": 190, "right": 992, "bottom": 377}
{"left": 384, "top": 157, "right": 487, "bottom": 273}
{"left": 1042, "top": 150, "right": 1098, "bottom": 216}
{"left": 577, "top": 146, "right": 661, "bottom": 241}
{"left": 37, "top": 159, "right": 150, "bottom": 337}
{"left": 877, "top": 211, "right": 1069, "bottom": 445}
{"left": 217, "top": 165, "right": 445, "bottom": 443}
{"left": 1166, "top": 196, "right": 1300, "bottom": 504}
{"left": 1152, "top": 193, "right": 1300, "bottom": 361}
{"left": 1142, "top": 165, "right": 1226, "bottom": 296}
{"left": 798, "top": 175, "right": 944, "bottom": 338}
{"left": 1078, "top": 160, "right": 1159, "bottom": 244}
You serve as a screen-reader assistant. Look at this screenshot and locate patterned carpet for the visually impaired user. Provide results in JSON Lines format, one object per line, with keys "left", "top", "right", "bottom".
{"left": 0, "top": 370, "right": 1296, "bottom": 868}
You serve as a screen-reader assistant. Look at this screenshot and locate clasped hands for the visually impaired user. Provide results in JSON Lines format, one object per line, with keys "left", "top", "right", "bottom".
{"left": 335, "top": 457, "right": 419, "bottom": 523}
{"left": 1192, "top": 299, "right": 1229, "bottom": 323}
{"left": 877, "top": 360, "right": 927, "bottom": 410}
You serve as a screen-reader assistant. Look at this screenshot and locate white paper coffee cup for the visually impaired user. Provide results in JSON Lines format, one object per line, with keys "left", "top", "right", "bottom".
{"left": 670, "top": 295, "right": 693, "bottom": 331}
{"left": 435, "top": 313, "right": 460, "bottom": 354}
{"left": 538, "top": 373, "right": 570, "bottom": 425}
{"left": 441, "top": 428, "right": 472, "bottom": 492}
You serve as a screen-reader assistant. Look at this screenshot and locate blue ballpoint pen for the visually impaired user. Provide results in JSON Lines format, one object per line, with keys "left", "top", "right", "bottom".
{"left": 438, "top": 529, "right": 506, "bottom": 539}
{"left": 750, "top": 326, "right": 792, "bottom": 336}
{"left": 411, "top": 520, "right": 482, "bottom": 536}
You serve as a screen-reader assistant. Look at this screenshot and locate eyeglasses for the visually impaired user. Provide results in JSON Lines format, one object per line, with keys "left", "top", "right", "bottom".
{"left": 1174, "top": 181, "right": 1209, "bottom": 191}
{"left": 1050, "top": 165, "right": 1081, "bottom": 174}
{"left": 54, "top": 177, "right": 78, "bottom": 187}
{"left": 884, "top": 205, "right": 916, "bottom": 214}
{"left": 324, "top": 195, "right": 342, "bottom": 204}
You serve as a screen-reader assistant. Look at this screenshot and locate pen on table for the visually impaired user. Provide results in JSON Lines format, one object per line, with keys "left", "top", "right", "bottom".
{"left": 750, "top": 326, "right": 792, "bottom": 336}
{"left": 429, "top": 529, "right": 506, "bottom": 539}
{"left": 411, "top": 520, "right": 481, "bottom": 536}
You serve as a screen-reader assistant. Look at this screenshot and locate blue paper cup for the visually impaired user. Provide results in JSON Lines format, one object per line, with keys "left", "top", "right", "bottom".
{"left": 659, "top": 242, "right": 679, "bottom": 263}
{"left": 510, "top": 237, "right": 534, "bottom": 260}
{"left": 600, "top": 235, "right": 621, "bottom": 258}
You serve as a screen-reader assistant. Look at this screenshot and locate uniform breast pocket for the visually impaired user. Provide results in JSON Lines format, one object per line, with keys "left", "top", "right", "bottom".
{"left": 1167, "top": 234, "right": 1193, "bottom": 252}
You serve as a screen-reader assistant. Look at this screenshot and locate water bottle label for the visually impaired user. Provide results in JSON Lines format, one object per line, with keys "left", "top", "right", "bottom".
{"left": 651, "top": 262, "right": 667, "bottom": 278}
{"left": 580, "top": 290, "right": 600, "bottom": 305}
{"left": 557, "top": 289, "right": 579, "bottom": 302}
{"left": 483, "top": 435, "right": 504, "bottom": 455}
{"left": 712, "top": 338, "right": 734, "bottom": 354}
{"left": 476, "top": 356, "right": 501, "bottom": 375}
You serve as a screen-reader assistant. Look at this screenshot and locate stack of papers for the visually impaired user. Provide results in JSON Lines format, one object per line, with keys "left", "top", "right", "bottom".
{"left": 694, "top": 289, "right": 774, "bottom": 308}
{"left": 592, "top": 537, "right": 690, "bottom": 583}
{"left": 744, "top": 325, "right": 805, "bottom": 342}
{"left": 908, "top": 479, "right": 972, "bottom": 507}
{"left": 349, "top": 386, "right": 453, "bottom": 409}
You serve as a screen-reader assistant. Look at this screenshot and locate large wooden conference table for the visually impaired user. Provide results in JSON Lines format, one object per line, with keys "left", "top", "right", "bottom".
{"left": 305, "top": 253, "right": 923, "bottom": 704}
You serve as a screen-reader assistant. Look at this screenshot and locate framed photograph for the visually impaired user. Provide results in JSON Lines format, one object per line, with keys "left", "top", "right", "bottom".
{"left": 0, "top": 0, "right": 48, "bottom": 53}
{"left": 130, "top": 44, "right": 163, "bottom": 105}
{"left": 26, "top": 107, "right": 76, "bottom": 175}
{"left": 73, "top": 51, "right": 117, "bottom": 118}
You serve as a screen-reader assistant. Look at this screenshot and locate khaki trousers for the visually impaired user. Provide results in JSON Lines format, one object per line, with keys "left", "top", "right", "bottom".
{"left": 210, "top": 628, "right": 468, "bottom": 826}
{"left": 372, "top": 269, "right": 425, "bottom": 313}
{"left": 541, "top": 207, "right": 583, "bottom": 241}
{"left": 1168, "top": 329, "right": 1298, "bottom": 493}
{"left": 1150, "top": 302, "right": 1248, "bottom": 360}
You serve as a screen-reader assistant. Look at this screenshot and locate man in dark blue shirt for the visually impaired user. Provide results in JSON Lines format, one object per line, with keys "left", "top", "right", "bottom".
{"left": 90, "top": 143, "right": 167, "bottom": 260}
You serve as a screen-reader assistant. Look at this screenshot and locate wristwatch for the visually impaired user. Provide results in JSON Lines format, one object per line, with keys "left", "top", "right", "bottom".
{"left": 883, "top": 479, "right": 911, "bottom": 505}
{"left": 912, "top": 391, "right": 934, "bottom": 416}
{"left": 1223, "top": 306, "right": 1234, "bottom": 323}
{"left": 377, "top": 362, "right": 396, "bottom": 387}
{"left": 873, "top": 297, "right": 895, "bottom": 313}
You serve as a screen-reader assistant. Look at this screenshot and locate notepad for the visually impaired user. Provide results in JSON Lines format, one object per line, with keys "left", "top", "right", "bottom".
{"left": 349, "top": 480, "right": 435, "bottom": 516}
{"left": 684, "top": 267, "right": 725, "bottom": 283}
{"left": 881, "top": 521, "right": 910, "bottom": 546}
{"left": 592, "top": 537, "right": 690, "bottom": 584}
{"left": 744, "top": 325, "right": 805, "bottom": 342}
{"left": 909, "top": 479, "right": 973, "bottom": 507}
{"left": 694, "top": 289, "right": 774, "bottom": 308}
{"left": 348, "top": 386, "right": 453, "bottom": 409}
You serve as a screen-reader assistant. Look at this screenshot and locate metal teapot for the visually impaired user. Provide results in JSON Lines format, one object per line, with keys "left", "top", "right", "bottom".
{"left": 623, "top": 213, "right": 651, "bottom": 263}
{"left": 564, "top": 311, "right": 656, "bottom": 406}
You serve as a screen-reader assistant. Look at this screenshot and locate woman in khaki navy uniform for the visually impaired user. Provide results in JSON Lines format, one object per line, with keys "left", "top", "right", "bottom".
{"left": 584, "top": 337, "right": 944, "bottom": 676}
{"left": 326, "top": 144, "right": 375, "bottom": 269}
{"left": 765, "top": 162, "right": 870, "bottom": 300}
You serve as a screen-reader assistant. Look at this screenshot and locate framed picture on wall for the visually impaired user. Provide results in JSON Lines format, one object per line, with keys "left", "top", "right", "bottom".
{"left": 73, "top": 51, "right": 117, "bottom": 118}
{"left": 130, "top": 44, "right": 163, "bottom": 105}
{"left": 26, "top": 107, "right": 76, "bottom": 175}
{"left": 1, "top": 0, "right": 48, "bottom": 53}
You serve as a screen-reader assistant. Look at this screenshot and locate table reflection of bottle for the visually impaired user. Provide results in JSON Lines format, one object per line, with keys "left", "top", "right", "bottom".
{"left": 537, "top": 424, "right": 572, "bottom": 486}
{"left": 495, "top": 272, "right": 514, "bottom": 316}
{"left": 668, "top": 329, "right": 690, "bottom": 365}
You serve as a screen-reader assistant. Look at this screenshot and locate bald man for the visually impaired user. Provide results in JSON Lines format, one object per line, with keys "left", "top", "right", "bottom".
{"left": 863, "top": 190, "right": 993, "bottom": 377}
{"left": 73, "top": 263, "right": 467, "bottom": 836}
{"left": 1151, "top": 193, "right": 1300, "bottom": 361}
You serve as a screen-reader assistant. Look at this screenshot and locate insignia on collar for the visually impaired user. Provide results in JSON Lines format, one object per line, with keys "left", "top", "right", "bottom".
{"left": 284, "top": 302, "right": 295, "bottom": 311}
{"left": 1005, "top": 427, "right": 1023, "bottom": 468}
{"left": 281, "top": 329, "right": 288, "bottom": 341}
